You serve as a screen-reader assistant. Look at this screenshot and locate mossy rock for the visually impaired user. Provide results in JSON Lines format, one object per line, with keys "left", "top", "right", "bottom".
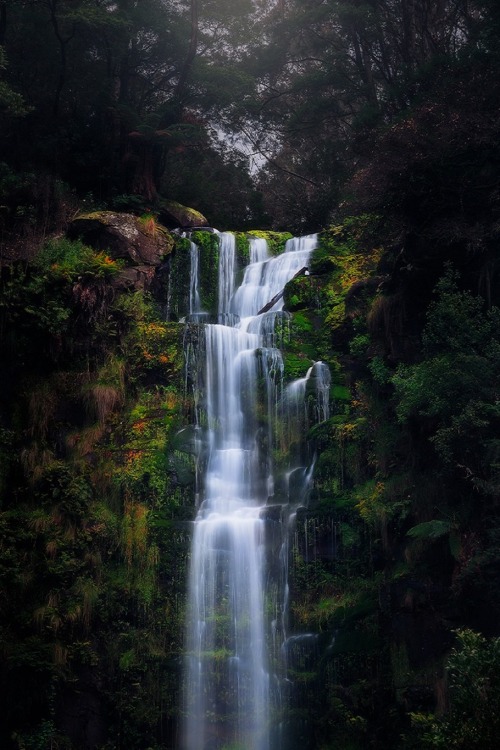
{"left": 160, "top": 200, "right": 208, "bottom": 228}
{"left": 167, "top": 230, "right": 220, "bottom": 318}
{"left": 128, "top": 321, "right": 185, "bottom": 385}
{"left": 191, "top": 230, "right": 220, "bottom": 314}
{"left": 245, "top": 230, "right": 293, "bottom": 255}
{"left": 234, "top": 232, "right": 251, "bottom": 268}
{"left": 284, "top": 275, "right": 317, "bottom": 312}
{"left": 68, "top": 211, "right": 174, "bottom": 267}
{"left": 283, "top": 352, "right": 312, "bottom": 380}
{"left": 284, "top": 312, "right": 318, "bottom": 361}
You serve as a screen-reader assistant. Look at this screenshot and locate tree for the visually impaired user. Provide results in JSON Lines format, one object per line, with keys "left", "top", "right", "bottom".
{"left": 0, "top": 46, "right": 29, "bottom": 117}
{"left": 238, "top": 0, "right": 484, "bottom": 227}
{"left": 413, "top": 630, "right": 500, "bottom": 749}
{"left": 0, "top": 0, "right": 260, "bottom": 208}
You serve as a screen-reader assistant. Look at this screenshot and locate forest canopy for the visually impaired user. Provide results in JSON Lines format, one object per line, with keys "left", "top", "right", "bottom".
{"left": 0, "top": 1, "right": 498, "bottom": 233}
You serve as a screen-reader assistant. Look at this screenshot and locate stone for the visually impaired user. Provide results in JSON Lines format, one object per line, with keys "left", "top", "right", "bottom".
{"left": 160, "top": 200, "right": 208, "bottom": 228}
{"left": 68, "top": 211, "right": 174, "bottom": 266}
{"left": 111, "top": 265, "right": 157, "bottom": 292}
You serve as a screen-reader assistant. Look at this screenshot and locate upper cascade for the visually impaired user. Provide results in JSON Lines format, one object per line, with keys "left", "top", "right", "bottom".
{"left": 182, "top": 230, "right": 330, "bottom": 750}
{"left": 230, "top": 234, "right": 317, "bottom": 320}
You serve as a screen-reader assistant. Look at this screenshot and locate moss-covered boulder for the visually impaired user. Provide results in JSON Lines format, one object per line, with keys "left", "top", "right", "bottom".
{"left": 160, "top": 200, "right": 208, "bottom": 228}
{"left": 68, "top": 211, "right": 174, "bottom": 266}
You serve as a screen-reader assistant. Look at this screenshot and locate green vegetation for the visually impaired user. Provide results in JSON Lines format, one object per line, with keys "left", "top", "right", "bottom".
{"left": 1, "top": 0, "right": 500, "bottom": 748}
{"left": 0, "top": 238, "right": 192, "bottom": 749}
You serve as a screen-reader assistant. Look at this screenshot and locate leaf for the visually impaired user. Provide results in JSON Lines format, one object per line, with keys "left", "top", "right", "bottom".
{"left": 449, "top": 531, "right": 461, "bottom": 560}
{"left": 406, "top": 519, "right": 451, "bottom": 540}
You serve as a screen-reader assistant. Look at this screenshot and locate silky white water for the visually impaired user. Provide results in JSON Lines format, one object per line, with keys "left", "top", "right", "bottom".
{"left": 183, "top": 232, "right": 323, "bottom": 749}
{"left": 189, "top": 240, "right": 201, "bottom": 315}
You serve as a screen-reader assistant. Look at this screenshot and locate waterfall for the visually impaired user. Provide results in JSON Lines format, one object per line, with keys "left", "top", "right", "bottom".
{"left": 285, "top": 361, "right": 332, "bottom": 444}
{"left": 189, "top": 241, "right": 201, "bottom": 315}
{"left": 183, "top": 232, "right": 328, "bottom": 750}
{"left": 217, "top": 231, "right": 236, "bottom": 316}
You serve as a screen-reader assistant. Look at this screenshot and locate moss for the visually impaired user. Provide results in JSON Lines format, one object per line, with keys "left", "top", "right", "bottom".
{"left": 234, "top": 231, "right": 250, "bottom": 268}
{"left": 332, "top": 384, "right": 350, "bottom": 402}
{"left": 191, "top": 229, "right": 220, "bottom": 314}
{"left": 118, "top": 386, "right": 189, "bottom": 504}
{"left": 162, "top": 199, "right": 208, "bottom": 227}
{"left": 73, "top": 211, "right": 174, "bottom": 256}
{"left": 283, "top": 352, "right": 312, "bottom": 380}
{"left": 308, "top": 220, "right": 383, "bottom": 340}
{"left": 284, "top": 275, "right": 318, "bottom": 312}
{"left": 279, "top": 310, "right": 319, "bottom": 368}
{"left": 114, "top": 288, "right": 185, "bottom": 382}
{"left": 291, "top": 568, "right": 379, "bottom": 631}
{"left": 245, "top": 229, "right": 293, "bottom": 255}
{"left": 0, "top": 234, "right": 195, "bottom": 749}
{"left": 133, "top": 321, "right": 184, "bottom": 381}
{"left": 167, "top": 235, "right": 194, "bottom": 318}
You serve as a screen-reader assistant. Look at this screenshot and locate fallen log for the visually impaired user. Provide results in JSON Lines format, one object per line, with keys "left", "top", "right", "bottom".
{"left": 257, "top": 266, "right": 308, "bottom": 315}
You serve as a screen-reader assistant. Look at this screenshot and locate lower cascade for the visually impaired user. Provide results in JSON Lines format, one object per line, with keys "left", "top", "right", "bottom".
{"left": 182, "top": 233, "right": 330, "bottom": 749}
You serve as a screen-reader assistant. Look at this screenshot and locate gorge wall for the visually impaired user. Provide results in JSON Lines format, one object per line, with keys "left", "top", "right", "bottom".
{"left": 1, "top": 211, "right": 500, "bottom": 750}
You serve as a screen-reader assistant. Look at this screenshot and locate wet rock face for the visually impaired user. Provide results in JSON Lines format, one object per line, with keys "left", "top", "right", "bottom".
{"left": 111, "top": 265, "right": 157, "bottom": 291}
{"left": 68, "top": 211, "right": 174, "bottom": 266}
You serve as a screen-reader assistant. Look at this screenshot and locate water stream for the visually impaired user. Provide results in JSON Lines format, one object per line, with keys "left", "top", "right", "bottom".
{"left": 182, "top": 232, "right": 329, "bottom": 749}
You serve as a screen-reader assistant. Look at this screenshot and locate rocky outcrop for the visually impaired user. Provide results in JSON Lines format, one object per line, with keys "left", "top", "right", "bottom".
{"left": 160, "top": 200, "right": 208, "bottom": 228}
{"left": 68, "top": 211, "right": 175, "bottom": 291}
{"left": 68, "top": 211, "right": 174, "bottom": 265}
{"left": 111, "top": 265, "right": 158, "bottom": 292}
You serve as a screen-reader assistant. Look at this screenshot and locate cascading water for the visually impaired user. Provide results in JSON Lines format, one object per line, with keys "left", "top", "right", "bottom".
{"left": 189, "top": 240, "right": 201, "bottom": 315}
{"left": 217, "top": 231, "right": 236, "bottom": 316}
{"left": 183, "top": 232, "right": 329, "bottom": 750}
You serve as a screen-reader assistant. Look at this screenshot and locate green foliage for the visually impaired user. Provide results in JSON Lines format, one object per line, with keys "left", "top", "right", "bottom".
{"left": 1, "top": 238, "right": 123, "bottom": 353}
{"left": 314, "top": 217, "right": 377, "bottom": 265}
{"left": 1, "top": 262, "right": 72, "bottom": 337}
{"left": 0, "top": 227, "right": 193, "bottom": 748}
{"left": 234, "top": 231, "right": 250, "bottom": 267}
{"left": 0, "top": 46, "right": 31, "bottom": 117}
{"left": 12, "top": 720, "right": 69, "bottom": 750}
{"left": 1, "top": 6, "right": 500, "bottom": 739}
{"left": 406, "top": 520, "right": 452, "bottom": 540}
{"left": 367, "top": 355, "right": 390, "bottom": 384}
{"left": 113, "top": 289, "right": 160, "bottom": 324}
{"left": 407, "top": 519, "right": 462, "bottom": 561}
{"left": 111, "top": 193, "right": 151, "bottom": 214}
{"left": 284, "top": 276, "right": 318, "bottom": 313}
{"left": 120, "top": 386, "right": 188, "bottom": 505}
{"left": 408, "top": 630, "right": 500, "bottom": 748}
{"left": 421, "top": 269, "right": 493, "bottom": 356}
{"left": 332, "top": 384, "right": 350, "bottom": 402}
{"left": 350, "top": 333, "right": 370, "bottom": 357}
{"left": 307, "top": 221, "right": 383, "bottom": 347}
{"left": 35, "top": 238, "right": 123, "bottom": 280}
{"left": 0, "top": 162, "right": 25, "bottom": 199}
{"left": 392, "top": 270, "right": 500, "bottom": 470}
{"left": 394, "top": 355, "right": 493, "bottom": 423}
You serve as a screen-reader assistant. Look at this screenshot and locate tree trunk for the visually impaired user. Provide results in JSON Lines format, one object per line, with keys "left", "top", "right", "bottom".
{"left": 172, "top": 0, "right": 198, "bottom": 112}
{"left": 402, "top": 0, "right": 417, "bottom": 69}
{"left": 0, "top": 1, "right": 6, "bottom": 45}
{"left": 127, "top": 138, "right": 159, "bottom": 203}
{"left": 48, "top": 0, "right": 73, "bottom": 118}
